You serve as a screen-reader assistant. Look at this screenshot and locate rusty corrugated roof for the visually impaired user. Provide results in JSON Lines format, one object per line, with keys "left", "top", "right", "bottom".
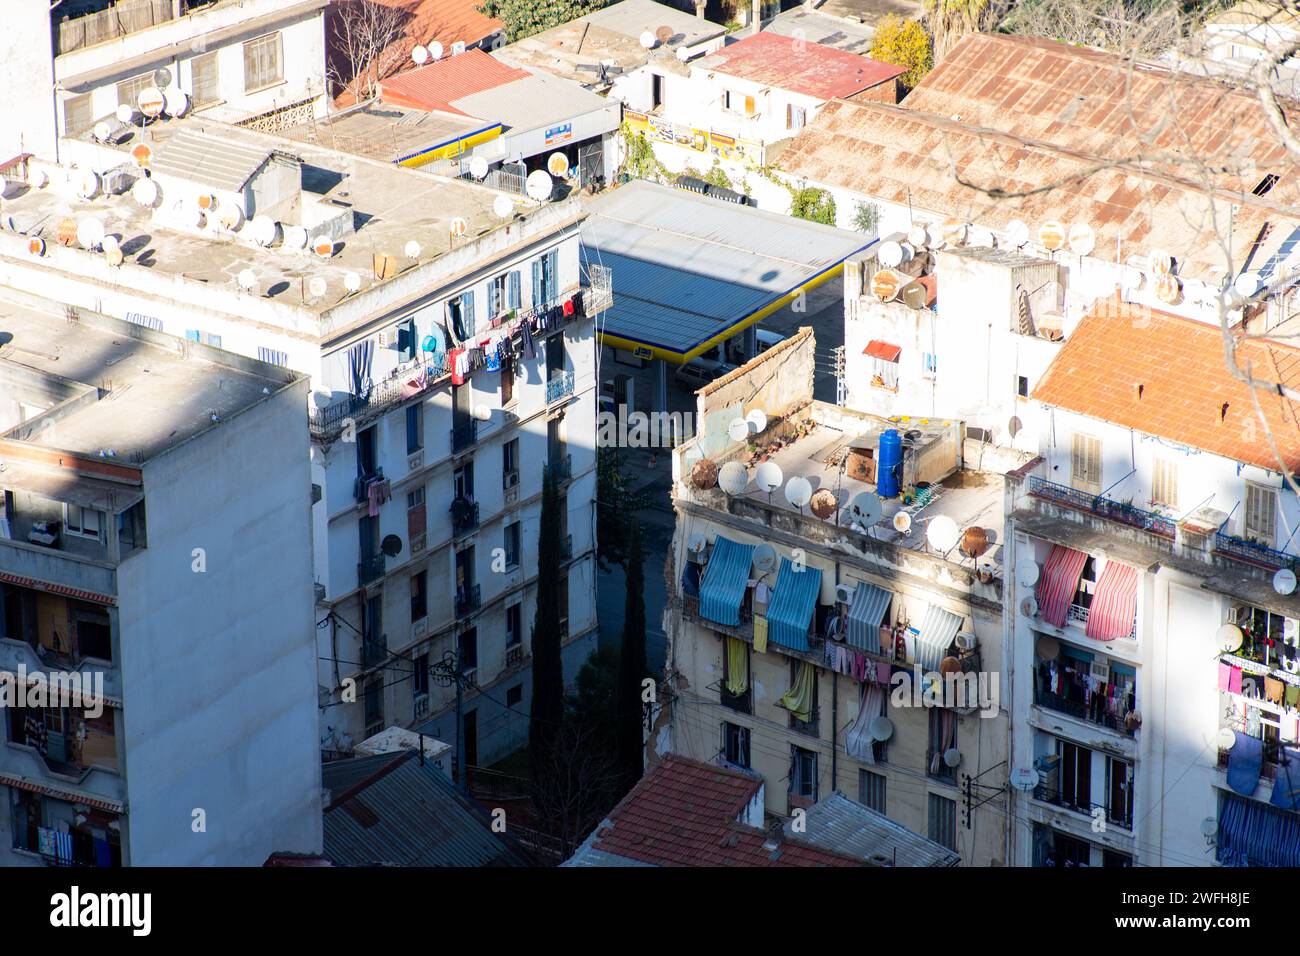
{"left": 700, "top": 31, "right": 904, "bottom": 100}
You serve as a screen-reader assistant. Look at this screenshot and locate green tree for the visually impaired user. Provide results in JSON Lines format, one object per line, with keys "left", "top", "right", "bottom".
{"left": 528, "top": 471, "right": 565, "bottom": 798}
{"left": 787, "top": 184, "right": 837, "bottom": 225}
{"left": 870, "top": 15, "right": 934, "bottom": 91}
{"left": 479, "top": 0, "right": 607, "bottom": 43}
{"left": 596, "top": 445, "right": 651, "bottom": 572}
{"left": 615, "top": 518, "right": 648, "bottom": 792}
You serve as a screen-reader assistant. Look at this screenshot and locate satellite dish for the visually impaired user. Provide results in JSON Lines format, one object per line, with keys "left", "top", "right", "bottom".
{"left": 1005, "top": 219, "right": 1030, "bottom": 248}
{"left": 547, "top": 152, "right": 569, "bottom": 178}
{"left": 92, "top": 121, "right": 112, "bottom": 142}
{"left": 313, "top": 238, "right": 334, "bottom": 258}
{"left": 237, "top": 268, "right": 257, "bottom": 291}
{"left": 1038, "top": 220, "right": 1066, "bottom": 251}
{"left": 526, "top": 170, "right": 553, "bottom": 202}
{"left": 429, "top": 41, "right": 444, "bottom": 60}
{"left": 968, "top": 226, "right": 993, "bottom": 248}
{"left": 892, "top": 511, "right": 911, "bottom": 534}
{"left": 307, "top": 276, "right": 328, "bottom": 299}
{"left": 755, "top": 461, "right": 783, "bottom": 494}
{"left": 76, "top": 217, "right": 105, "bottom": 250}
{"left": 381, "top": 534, "right": 403, "bottom": 557}
{"left": 344, "top": 271, "right": 362, "bottom": 293}
{"left": 878, "top": 241, "right": 903, "bottom": 268}
{"left": 152, "top": 67, "right": 173, "bottom": 89}
{"left": 727, "top": 418, "right": 749, "bottom": 442}
{"left": 1149, "top": 250, "right": 1173, "bottom": 274}
{"left": 850, "top": 492, "right": 882, "bottom": 527}
{"left": 1018, "top": 560, "right": 1040, "bottom": 587}
{"left": 897, "top": 242, "right": 915, "bottom": 262}
{"left": 656, "top": 25, "right": 674, "bottom": 43}
{"left": 1217, "top": 728, "right": 1237, "bottom": 751}
{"left": 745, "top": 408, "right": 766, "bottom": 433}
{"left": 942, "top": 220, "right": 967, "bottom": 247}
{"left": 868, "top": 716, "right": 894, "bottom": 742}
{"left": 687, "top": 531, "right": 707, "bottom": 553}
{"left": 926, "top": 224, "right": 944, "bottom": 248}
{"left": 926, "top": 515, "right": 960, "bottom": 552}
{"left": 250, "top": 216, "right": 277, "bottom": 246}
{"left": 943, "top": 747, "right": 962, "bottom": 768}
{"left": 810, "top": 488, "right": 837, "bottom": 519}
{"left": 639, "top": 30, "right": 656, "bottom": 49}
{"left": 218, "top": 205, "right": 244, "bottom": 231}
{"left": 196, "top": 193, "right": 218, "bottom": 213}
{"left": 1068, "top": 222, "right": 1096, "bottom": 256}
{"left": 1021, "top": 596, "right": 1038, "bottom": 618}
{"left": 1155, "top": 272, "right": 1181, "bottom": 305}
{"left": 1010, "top": 767, "right": 1039, "bottom": 792}
{"left": 101, "top": 234, "right": 120, "bottom": 254}
{"left": 1235, "top": 272, "right": 1262, "bottom": 298}
{"left": 404, "top": 239, "right": 421, "bottom": 259}
{"left": 283, "top": 224, "right": 308, "bottom": 249}
{"left": 753, "top": 542, "right": 777, "bottom": 572}
{"left": 449, "top": 216, "right": 469, "bottom": 238}
{"left": 718, "top": 461, "right": 748, "bottom": 495}
{"left": 870, "top": 268, "right": 904, "bottom": 301}
{"left": 1275, "top": 568, "right": 1297, "bottom": 595}
{"left": 77, "top": 171, "right": 100, "bottom": 199}
{"left": 412, "top": 44, "right": 429, "bottom": 64}
{"left": 104, "top": 246, "right": 124, "bottom": 268}
{"left": 27, "top": 236, "right": 45, "bottom": 257}
{"left": 131, "top": 176, "right": 158, "bottom": 207}
{"left": 785, "top": 476, "right": 812, "bottom": 509}
{"left": 115, "top": 104, "right": 135, "bottom": 124}
{"left": 493, "top": 194, "right": 513, "bottom": 219}
{"left": 28, "top": 167, "right": 48, "bottom": 189}
{"left": 164, "top": 87, "right": 188, "bottom": 118}
{"left": 137, "top": 86, "right": 165, "bottom": 119}
{"left": 469, "top": 155, "right": 489, "bottom": 180}
{"left": 835, "top": 584, "right": 854, "bottom": 604}
{"left": 1035, "top": 635, "right": 1060, "bottom": 661}
{"left": 907, "top": 225, "right": 928, "bottom": 247}
{"left": 1216, "top": 623, "right": 1243, "bottom": 654}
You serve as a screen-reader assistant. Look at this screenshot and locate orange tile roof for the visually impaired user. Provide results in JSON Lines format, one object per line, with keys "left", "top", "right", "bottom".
{"left": 379, "top": 49, "right": 529, "bottom": 113}
{"left": 1031, "top": 295, "right": 1300, "bottom": 472}
{"left": 703, "top": 31, "right": 904, "bottom": 100}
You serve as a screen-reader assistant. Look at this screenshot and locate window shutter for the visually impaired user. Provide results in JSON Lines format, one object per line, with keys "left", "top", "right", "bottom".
{"left": 1151, "top": 458, "right": 1178, "bottom": 508}
{"left": 786, "top": 103, "right": 792, "bottom": 128}
{"left": 1245, "top": 483, "right": 1278, "bottom": 544}
{"left": 744, "top": 95, "right": 755, "bottom": 115}
{"left": 1071, "top": 434, "right": 1101, "bottom": 492}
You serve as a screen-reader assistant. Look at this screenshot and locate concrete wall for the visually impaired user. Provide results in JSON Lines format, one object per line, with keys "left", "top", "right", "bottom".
{"left": 1, "top": 0, "right": 59, "bottom": 161}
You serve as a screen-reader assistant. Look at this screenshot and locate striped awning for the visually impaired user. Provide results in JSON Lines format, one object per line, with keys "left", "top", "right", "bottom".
{"left": 0, "top": 773, "right": 124, "bottom": 815}
{"left": 1217, "top": 792, "right": 1300, "bottom": 867}
{"left": 1085, "top": 561, "right": 1139, "bottom": 641}
{"left": 845, "top": 581, "right": 891, "bottom": 652}
{"left": 768, "top": 558, "right": 823, "bottom": 652}
{"left": 1036, "top": 545, "right": 1088, "bottom": 627}
{"left": 0, "top": 572, "right": 116, "bottom": 607}
{"left": 915, "top": 605, "right": 963, "bottom": 671}
{"left": 698, "top": 536, "right": 755, "bottom": 627}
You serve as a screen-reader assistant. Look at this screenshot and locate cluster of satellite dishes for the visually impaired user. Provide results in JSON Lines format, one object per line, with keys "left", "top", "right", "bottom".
{"left": 411, "top": 40, "right": 466, "bottom": 65}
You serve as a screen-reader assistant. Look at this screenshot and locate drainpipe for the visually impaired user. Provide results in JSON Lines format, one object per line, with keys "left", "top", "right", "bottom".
{"left": 752, "top": 0, "right": 762, "bottom": 35}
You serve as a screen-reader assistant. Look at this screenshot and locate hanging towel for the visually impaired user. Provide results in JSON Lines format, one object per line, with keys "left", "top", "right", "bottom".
{"left": 753, "top": 614, "right": 768, "bottom": 654}
{"left": 725, "top": 637, "right": 749, "bottom": 696}
{"left": 1227, "top": 730, "right": 1264, "bottom": 796}
{"left": 448, "top": 348, "right": 466, "bottom": 385}
{"left": 846, "top": 683, "right": 884, "bottom": 763}
{"left": 876, "top": 662, "right": 891, "bottom": 685}
{"left": 780, "top": 663, "right": 816, "bottom": 723}
{"left": 1229, "top": 666, "right": 1244, "bottom": 695}
{"left": 1219, "top": 662, "right": 1232, "bottom": 691}
{"left": 1288, "top": 683, "right": 1300, "bottom": 709}
{"left": 1268, "top": 677, "right": 1286, "bottom": 704}
{"left": 1274, "top": 748, "right": 1300, "bottom": 810}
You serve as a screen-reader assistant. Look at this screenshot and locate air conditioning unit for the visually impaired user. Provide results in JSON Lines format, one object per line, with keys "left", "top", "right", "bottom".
{"left": 412, "top": 617, "right": 427, "bottom": 637}
{"left": 1089, "top": 657, "right": 1110, "bottom": 682}
{"left": 461, "top": 667, "right": 477, "bottom": 687}
{"left": 955, "top": 632, "right": 978, "bottom": 652}
{"left": 452, "top": 41, "right": 466, "bottom": 55}
{"left": 414, "top": 693, "right": 429, "bottom": 719}
{"left": 504, "top": 469, "right": 520, "bottom": 489}
{"left": 504, "top": 488, "right": 518, "bottom": 506}
{"left": 377, "top": 329, "right": 395, "bottom": 347}
{"left": 1228, "top": 604, "right": 1250, "bottom": 625}
{"left": 408, "top": 451, "right": 423, "bottom": 470}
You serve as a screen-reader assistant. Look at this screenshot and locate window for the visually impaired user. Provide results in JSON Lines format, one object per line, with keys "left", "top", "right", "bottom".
{"left": 1056, "top": 739, "right": 1093, "bottom": 813}
{"left": 1151, "top": 457, "right": 1178, "bottom": 509}
{"left": 190, "top": 50, "right": 220, "bottom": 107}
{"left": 922, "top": 351, "right": 937, "bottom": 380}
{"left": 1070, "top": 433, "right": 1101, "bottom": 494}
{"left": 721, "top": 638, "right": 751, "bottom": 713}
{"left": 410, "top": 570, "right": 427, "bottom": 622}
{"left": 64, "top": 505, "right": 103, "bottom": 541}
{"left": 928, "top": 708, "right": 957, "bottom": 780}
{"left": 504, "top": 521, "right": 521, "bottom": 569}
{"left": 532, "top": 249, "right": 558, "bottom": 306}
{"left": 865, "top": 340, "right": 900, "bottom": 391}
{"left": 116, "top": 73, "right": 152, "bottom": 108}
{"left": 786, "top": 103, "right": 806, "bottom": 131}
{"left": 859, "top": 770, "right": 887, "bottom": 813}
{"left": 1017, "top": 375, "right": 1029, "bottom": 398}
{"left": 1245, "top": 482, "right": 1278, "bottom": 545}
{"left": 490, "top": 271, "right": 520, "bottom": 316}
{"left": 413, "top": 652, "right": 429, "bottom": 697}
{"left": 790, "top": 745, "right": 817, "bottom": 800}
{"left": 457, "top": 628, "right": 478, "bottom": 672}
{"left": 1071, "top": 556, "right": 1098, "bottom": 613}
{"left": 503, "top": 439, "right": 519, "bottom": 487}
{"left": 927, "top": 793, "right": 957, "bottom": 850}
{"left": 62, "top": 93, "right": 93, "bottom": 135}
{"left": 364, "top": 678, "right": 383, "bottom": 730}
{"left": 257, "top": 347, "right": 289, "bottom": 367}
{"left": 407, "top": 487, "right": 424, "bottom": 510}
{"left": 1106, "top": 755, "right": 1133, "bottom": 829}
{"left": 506, "top": 603, "right": 522, "bottom": 647}
{"left": 788, "top": 659, "right": 818, "bottom": 735}
{"left": 454, "top": 462, "right": 474, "bottom": 501}
{"left": 724, "top": 90, "right": 756, "bottom": 115}
{"left": 185, "top": 329, "right": 222, "bottom": 348}
{"left": 243, "top": 32, "right": 283, "bottom": 92}
{"left": 506, "top": 684, "right": 523, "bottom": 707}
{"left": 723, "top": 722, "right": 750, "bottom": 769}
{"left": 406, "top": 403, "right": 423, "bottom": 454}
{"left": 357, "top": 426, "right": 377, "bottom": 477}
{"left": 448, "top": 292, "right": 475, "bottom": 340}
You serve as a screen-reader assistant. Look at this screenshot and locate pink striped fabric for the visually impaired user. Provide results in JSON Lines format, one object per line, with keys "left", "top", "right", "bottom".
{"left": 1037, "top": 545, "right": 1088, "bottom": 627}
{"left": 1086, "top": 562, "right": 1140, "bottom": 641}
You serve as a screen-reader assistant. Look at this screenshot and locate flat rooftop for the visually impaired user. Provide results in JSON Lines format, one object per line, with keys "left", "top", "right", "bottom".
{"left": 0, "top": 289, "right": 295, "bottom": 464}
{"left": 763, "top": 8, "right": 877, "bottom": 53}
{"left": 280, "top": 103, "right": 493, "bottom": 165}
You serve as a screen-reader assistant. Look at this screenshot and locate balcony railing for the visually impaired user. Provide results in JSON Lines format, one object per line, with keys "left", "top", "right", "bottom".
{"left": 1214, "top": 531, "right": 1297, "bottom": 570}
{"left": 355, "top": 470, "right": 387, "bottom": 505}
{"left": 456, "top": 584, "right": 481, "bottom": 617}
{"left": 1026, "top": 476, "right": 1176, "bottom": 538}
{"left": 358, "top": 554, "right": 386, "bottom": 586}
{"left": 1032, "top": 784, "right": 1133, "bottom": 830}
{"left": 450, "top": 498, "right": 479, "bottom": 536}
{"left": 546, "top": 370, "right": 575, "bottom": 405}
{"left": 1066, "top": 602, "right": 1136, "bottom": 640}
{"left": 451, "top": 420, "right": 478, "bottom": 453}
{"left": 1034, "top": 687, "right": 1136, "bottom": 736}
{"left": 544, "top": 454, "right": 572, "bottom": 485}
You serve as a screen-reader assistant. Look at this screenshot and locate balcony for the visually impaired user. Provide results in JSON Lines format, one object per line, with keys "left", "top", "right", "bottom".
{"left": 506, "top": 643, "right": 526, "bottom": 668}
{"left": 546, "top": 370, "right": 575, "bottom": 405}
{"left": 1032, "top": 783, "right": 1132, "bottom": 831}
{"left": 451, "top": 420, "right": 478, "bottom": 453}
{"left": 456, "top": 584, "right": 482, "bottom": 617}
{"left": 355, "top": 470, "right": 386, "bottom": 505}
{"left": 450, "top": 498, "right": 479, "bottom": 536}
{"left": 1065, "top": 602, "right": 1136, "bottom": 641}
{"left": 1034, "top": 686, "right": 1137, "bottom": 736}
{"left": 362, "top": 635, "right": 388, "bottom": 669}
{"left": 543, "top": 454, "right": 572, "bottom": 485}
{"left": 358, "top": 554, "right": 386, "bottom": 586}
{"left": 1026, "top": 476, "right": 1176, "bottom": 539}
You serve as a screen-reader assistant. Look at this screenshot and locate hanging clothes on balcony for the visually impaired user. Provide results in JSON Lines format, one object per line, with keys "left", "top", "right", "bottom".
{"left": 914, "top": 605, "right": 963, "bottom": 672}
{"left": 846, "top": 682, "right": 885, "bottom": 764}
{"left": 767, "top": 558, "right": 823, "bottom": 653}
{"left": 698, "top": 536, "right": 755, "bottom": 627}
{"left": 1227, "top": 730, "right": 1263, "bottom": 795}
{"left": 779, "top": 662, "right": 816, "bottom": 723}
{"left": 725, "top": 638, "right": 749, "bottom": 696}
{"left": 348, "top": 339, "right": 374, "bottom": 402}
{"left": 1217, "top": 792, "right": 1300, "bottom": 866}
{"left": 1037, "top": 544, "right": 1089, "bottom": 627}
{"left": 1272, "top": 748, "right": 1300, "bottom": 810}
{"left": 1085, "top": 561, "right": 1139, "bottom": 641}
{"left": 681, "top": 560, "right": 701, "bottom": 598}
{"left": 845, "top": 581, "right": 891, "bottom": 652}
{"left": 753, "top": 614, "right": 768, "bottom": 653}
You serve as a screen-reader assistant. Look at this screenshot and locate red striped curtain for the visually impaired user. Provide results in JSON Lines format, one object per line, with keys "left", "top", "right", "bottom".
{"left": 1086, "top": 562, "right": 1139, "bottom": 641}
{"left": 1037, "top": 545, "right": 1088, "bottom": 627}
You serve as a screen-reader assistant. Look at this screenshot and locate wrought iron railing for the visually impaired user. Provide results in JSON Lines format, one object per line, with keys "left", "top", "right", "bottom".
{"left": 546, "top": 370, "right": 575, "bottom": 404}
{"left": 456, "top": 584, "right": 481, "bottom": 616}
{"left": 358, "top": 554, "right": 386, "bottom": 586}
{"left": 355, "top": 470, "right": 386, "bottom": 505}
{"left": 450, "top": 498, "right": 479, "bottom": 535}
{"left": 1033, "top": 783, "right": 1133, "bottom": 830}
{"left": 1026, "top": 476, "right": 1176, "bottom": 537}
{"left": 1035, "top": 687, "right": 1136, "bottom": 736}
{"left": 451, "top": 420, "right": 478, "bottom": 453}
{"left": 1214, "top": 531, "right": 1297, "bottom": 570}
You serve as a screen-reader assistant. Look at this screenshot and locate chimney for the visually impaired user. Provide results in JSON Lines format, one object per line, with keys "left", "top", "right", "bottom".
{"left": 752, "top": 0, "right": 762, "bottom": 35}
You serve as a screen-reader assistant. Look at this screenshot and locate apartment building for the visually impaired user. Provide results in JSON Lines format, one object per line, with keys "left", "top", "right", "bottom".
{"left": 1004, "top": 297, "right": 1300, "bottom": 868}
{"left": 0, "top": 290, "right": 321, "bottom": 866}
{"left": 0, "top": 115, "right": 610, "bottom": 772}
{"left": 4, "top": 0, "right": 328, "bottom": 164}
{"left": 660, "top": 329, "right": 1020, "bottom": 866}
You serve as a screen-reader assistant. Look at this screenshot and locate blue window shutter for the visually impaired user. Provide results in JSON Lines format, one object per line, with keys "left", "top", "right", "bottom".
{"left": 185, "top": 330, "right": 201, "bottom": 342}
{"left": 546, "top": 249, "right": 558, "bottom": 301}
{"left": 532, "top": 258, "right": 542, "bottom": 306}
{"left": 508, "top": 270, "right": 521, "bottom": 309}
{"left": 462, "top": 292, "right": 475, "bottom": 335}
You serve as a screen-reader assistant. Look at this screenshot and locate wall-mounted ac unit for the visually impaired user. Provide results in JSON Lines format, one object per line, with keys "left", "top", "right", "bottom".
{"left": 377, "top": 330, "right": 394, "bottom": 347}
{"left": 504, "top": 469, "right": 520, "bottom": 489}
{"left": 1228, "top": 604, "right": 1250, "bottom": 625}
{"left": 1089, "top": 657, "right": 1110, "bottom": 682}
{"left": 412, "top": 617, "right": 427, "bottom": 638}
{"left": 414, "top": 693, "right": 429, "bottom": 719}
{"left": 408, "top": 451, "right": 423, "bottom": 471}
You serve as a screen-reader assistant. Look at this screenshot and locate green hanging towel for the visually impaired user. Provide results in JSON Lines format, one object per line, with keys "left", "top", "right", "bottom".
{"left": 1287, "top": 683, "right": 1300, "bottom": 709}
{"left": 725, "top": 637, "right": 749, "bottom": 696}
{"left": 780, "top": 662, "right": 815, "bottom": 723}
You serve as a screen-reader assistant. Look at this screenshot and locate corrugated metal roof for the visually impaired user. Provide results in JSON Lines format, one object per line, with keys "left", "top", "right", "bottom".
{"left": 322, "top": 752, "right": 529, "bottom": 867}
{"left": 699, "top": 31, "right": 903, "bottom": 100}
{"left": 581, "top": 180, "right": 871, "bottom": 358}
{"left": 380, "top": 49, "right": 530, "bottom": 114}
{"left": 791, "top": 792, "right": 961, "bottom": 867}
{"left": 151, "top": 129, "right": 276, "bottom": 193}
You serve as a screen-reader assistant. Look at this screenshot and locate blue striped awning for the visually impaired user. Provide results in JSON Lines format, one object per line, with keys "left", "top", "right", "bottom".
{"left": 915, "top": 605, "right": 963, "bottom": 672}
{"left": 1217, "top": 792, "right": 1300, "bottom": 867}
{"left": 768, "top": 558, "right": 823, "bottom": 652}
{"left": 698, "top": 536, "right": 755, "bottom": 627}
{"left": 845, "top": 581, "right": 891, "bottom": 652}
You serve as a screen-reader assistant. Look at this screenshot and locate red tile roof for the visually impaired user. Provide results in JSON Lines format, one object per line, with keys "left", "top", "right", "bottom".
{"left": 1031, "top": 295, "right": 1300, "bottom": 472}
{"left": 706, "top": 32, "right": 903, "bottom": 100}
{"left": 379, "top": 49, "right": 529, "bottom": 114}
{"left": 587, "top": 755, "right": 863, "bottom": 867}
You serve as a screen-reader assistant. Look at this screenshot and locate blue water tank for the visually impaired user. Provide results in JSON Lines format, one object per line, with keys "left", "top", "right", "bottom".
{"left": 877, "top": 428, "right": 902, "bottom": 499}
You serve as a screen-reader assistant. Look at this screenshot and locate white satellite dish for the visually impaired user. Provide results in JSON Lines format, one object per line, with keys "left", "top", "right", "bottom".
{"left": 1216, "top": 728, "right": 1237, "bottom": 751}
{"left": 164, "top": 87, "right": 188, "bottom": 118}
{"left": 1149, "top": 249, "right": 1173, "bottom": 275}
{"left": 728, "top": 418, "right": 749, "bottom": 442}
{"left": 115, "top": 104, "right": 135, "bottom": 124}
{"left": 745, "top": 408, "right": 766, "bottom": 433}
{"left": 755, "top": 461, "right": 783, "bottom": 494}
{"left": 137, "top": 86, "right": 165, "bottom": 119}
{"left": 718, "top": 461, "right": 748, "bottom": 495}
{"left": 785, "top": 476, "right": 812, "bottom": 509}
{"left": 1009, "top": 767, "right": 1039, "bottom": 792}
{"left": 344, "top": 271, "right": 362, "bottom": 293}
{"left": 493, "top": 194, "right": 513, "bottom": 219}
{"left": 1216, "top": 623, "right": 1243, "bottom": 654}
{"left": 1068, "top": 222, "right": 1096, "bottom": 256}
{"left": 753, "top": 542, "right": 777, "bottom": 572}
{"left": 104, "top": 246, "right": 124, "bottom": 268}
{"left": 429, "top": 41, "right": 444, "bottom": 60}
{"left": 850, "top": 492, "right": 882, "bottom": 528}
{"left": 77, "top": 171, "right": 100, "bottom": 199}
{"left": 907, "top": 225, "right": 928, "bottom": 248}
{"left": 926, "top": 224, "right": 944, "bottom": 248}
{"left": 893, "top": 511, "right": 912, "bottom": 534}
{"left": 449, "top": 216, "right": 468, "bottom": 238}
{"left": 547, "top": 152, "right": 569, "bottom": 178}
{"left": 1005, "top": 219, "right": 1029, "bottom": 248}
{"left": 307, "top": 276, "right": 328, "bottom": 299}
{"left": 76, "top": 218, "right": 105, "bottom": 250}
{"left": 968, "top": 226, "right": 994, "bottom": 248}
{"left": 1021, "top": 596, "right": 1038, "bottom": 618}
{"left": 404, "top": 240, "right": 422, "bottom": 259}
{"left": 469, "top": 155, "right": 489, "bottom": 180}
{"left": 101, "top": 234, "right": 120, "bottom": 255}
{"left": 237, "top": 268, "right": 257, "bottom": 291}
{"left": 283, "top": 225, "right": 308, "bottom": 249}
{"left": 1275, "top": 567, "right": 1297, "bottom": 595}
{"left": 28, "top": 167, "right": 48, "bottom": 189}
{"left": 412, "top": 44, "right": 429, "bottom": 64}
{"left": 878, "top": 241, "right": 903, "bottom": 268}
{"left": 639, "top": 30, "right": 656, "bottom": 48}
{"left": 868, "top": 716, "right": 894, "bottom": 742}
{"left": 218, "top": 205, "right": 244, "bottom": 231}
{"left": 1018, "top": 560, "right": 1040, "bottom": 588}
{"left": 92, "top": 121, "right": 112, "bottom": 142}
{"left": 943, "top": 748, "right": 962, "bottom": 768}
{"left": 1235, "top": 272, "right": 1262, "bottom": 298}
{"left": 131, "top": 176, "right": 158, "bottom": 207}
{"left": 250, "top": 216, "right": 277, "bottom": 246}
{"left": 526, "top": 170, "right": 553, "bottom": 202}
{"left": 927, "top": 515, "right": 960, "bottom": 552}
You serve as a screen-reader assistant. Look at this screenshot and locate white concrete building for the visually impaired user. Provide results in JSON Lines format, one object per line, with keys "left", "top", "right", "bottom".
{"left": 0, "top": 115, "right": 610, "bottom": 773}
{"left": 0, "top": 289, "right": 321, "bottom": 866}
{"left": 2, "top": 0, "right": 328, "bottom": 164}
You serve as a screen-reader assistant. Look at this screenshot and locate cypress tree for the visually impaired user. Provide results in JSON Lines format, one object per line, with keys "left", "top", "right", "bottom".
{"left": 529, "top": 471, "right": 565, "bottom": 786}
{"left": 615, "top": 517, "right": 647, "bottom": 792}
